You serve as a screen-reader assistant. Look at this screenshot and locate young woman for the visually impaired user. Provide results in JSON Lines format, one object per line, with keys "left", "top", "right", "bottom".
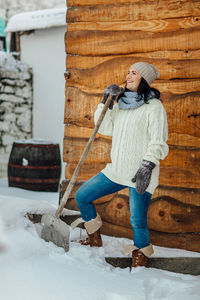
{"left": 73, "top": 62, "right": 169, "bottom": 268}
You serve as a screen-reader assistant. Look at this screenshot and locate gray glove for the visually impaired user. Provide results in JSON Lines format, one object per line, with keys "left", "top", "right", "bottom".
{"left": 101, "top": 84, "right": 124, "bottom": 109}
{"left": 131, "top": 160, "right": 156, "bottom": 194}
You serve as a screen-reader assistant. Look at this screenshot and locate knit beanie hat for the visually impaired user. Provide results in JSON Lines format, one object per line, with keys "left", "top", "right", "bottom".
{"left": 130, "top": 62, "right": 160, "bottom": 85}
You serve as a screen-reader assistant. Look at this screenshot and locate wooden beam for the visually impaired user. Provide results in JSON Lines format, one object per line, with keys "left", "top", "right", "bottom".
{"left": 67, "top": 1, "right": 200, "bottom": 22}
{"left": 65, "top": 58, "right": 200, "bottom": 90}
{"left": 66, "top": 50, "right": 200, "bottom": 70}
{"left": 66, "top": 28, "right": 200, "bottom": 56}
{"left": 67, "top": 17, "right": 200, "bottom": 33}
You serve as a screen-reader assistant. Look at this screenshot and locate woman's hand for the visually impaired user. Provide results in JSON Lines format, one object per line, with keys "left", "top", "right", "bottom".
{"left": 101, "top": 84, "right": 124, "bottom": 109}
{"left": 131, "top": 160, "right": 156, "bottom": 194}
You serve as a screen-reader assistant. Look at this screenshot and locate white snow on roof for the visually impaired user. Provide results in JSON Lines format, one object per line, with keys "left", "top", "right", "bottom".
{"left": 5, "top": 7, "right": 67, "bottom": 32}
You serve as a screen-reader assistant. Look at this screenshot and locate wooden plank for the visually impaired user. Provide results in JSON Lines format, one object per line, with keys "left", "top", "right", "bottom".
{"left": 152, "top": 79, "right": 200, "bottom": 95}
{"left": 65, "top": 58, "right": 200, "bottom": 90}
{"left": 65, "top": 28, "right": 200, "bottom": 56}
{"left": 65, "top": 79, "right": 200, "bottom": 95}
{"left": 114, "top": 195, "right": 200, "bottom": 233}
{"left": 66, "top": 50, "right": 200, "bottom": 70}
{"left": 148, "top": 196, "right": 200, "bottom": 233}
{"left": 105, "top": 257, "right": 200, "bottom": 275}
{"left": 67, "top": 17, "right": 200, "bottom": 33}
{"left": 153, "top": 186, "right": 200, "bottom": 207}
{"left": 160, "top": 166, "right": 200, "bottom": 189}
{"left": 63, "top": 136, "right": 112, "bottom": 164}
{"left": 168, "top": 133, "right": 200, "bottom": 148}
{"left": 149, "top": 230, "right": 200, "bottom": 253}
{"left": 65, "top": 162, "right": 107, "bottom": 182}
{"left": 67, "top": 0, "right": 145, "bottom": 6}
{"left": 160, "top": 148, "right": 200, "bottom": 188}
{"left": 64, "top": 124, "right": 111, "bottom": 141}
{"left": 67, "top": 1, "right": 200, "bottom": 22}
{"left": 65, "top": 87, "right": 101, "bottom": 128}
{"left": 163, "top": 92, "right": 200, "bottom": 147}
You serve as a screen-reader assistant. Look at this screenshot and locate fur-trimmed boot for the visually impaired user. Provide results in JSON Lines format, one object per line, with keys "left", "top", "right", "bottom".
{"left": 80, "top": 228, "right": 102, "bottom": 247}
{"left": 122, "top": 243, "right": 154, "bottom": 269}
{"left": 131, "top": 244, "right": 154, "bottom": 268}
{"left": 71, "top": 213, "right": 103, "bottom": 247}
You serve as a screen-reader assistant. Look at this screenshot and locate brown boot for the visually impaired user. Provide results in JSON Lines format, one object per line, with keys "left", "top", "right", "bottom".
{"left": 131, "top": 244, "right": 154, "bottom": 269}
{"left": 132, "top": 249, "right": 148, "bottom": 267}
{"left": 71, "top": 213, "right": 103, "bottom": 247}
{"left": 80, "top": 228, "right": 102, "bottom": 247}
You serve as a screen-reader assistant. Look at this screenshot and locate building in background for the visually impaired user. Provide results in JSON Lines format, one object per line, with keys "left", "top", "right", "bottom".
{"left": 5, "top": 8, "right": 67, "bottom": 179}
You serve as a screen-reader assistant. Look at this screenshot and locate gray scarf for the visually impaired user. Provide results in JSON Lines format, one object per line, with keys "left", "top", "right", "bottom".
{"left": 118, "top": 90, "right": 156, "bottom": 110}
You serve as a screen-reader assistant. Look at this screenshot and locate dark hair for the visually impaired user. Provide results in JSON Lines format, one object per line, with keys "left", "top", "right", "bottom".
{"left": 137, "top": 78, "right": 160, "bottom": 104}
{"left": 118, "top": 78, "right": 161, "bottom": 104}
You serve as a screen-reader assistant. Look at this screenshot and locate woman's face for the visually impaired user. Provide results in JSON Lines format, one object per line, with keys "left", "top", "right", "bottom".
{"left": 126, "top": 68, "right": 142, "bottom": 92}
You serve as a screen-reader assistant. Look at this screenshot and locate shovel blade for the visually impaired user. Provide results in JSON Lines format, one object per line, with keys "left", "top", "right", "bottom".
{"left": 41, "top": 214, "right": 70, "bottom": 252}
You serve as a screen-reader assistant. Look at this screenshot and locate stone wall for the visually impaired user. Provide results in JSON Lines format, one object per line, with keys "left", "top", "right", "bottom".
{"left": 0, "top": 69, "right": 33, "bottom": 177}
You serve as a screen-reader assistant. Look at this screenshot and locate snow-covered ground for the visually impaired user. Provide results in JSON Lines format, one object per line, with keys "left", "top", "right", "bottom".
{"left": 0, "top": 177, "right": 200, "bottom": 300}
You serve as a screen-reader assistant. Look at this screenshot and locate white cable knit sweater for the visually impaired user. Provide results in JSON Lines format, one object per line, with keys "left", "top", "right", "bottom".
{"left": 94, "top": 98, "right": 169, "bottom": 194}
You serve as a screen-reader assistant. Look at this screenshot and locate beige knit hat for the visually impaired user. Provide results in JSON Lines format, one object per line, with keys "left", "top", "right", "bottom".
{"left": 130, "top": 62, "right": 160, "bottom": 85}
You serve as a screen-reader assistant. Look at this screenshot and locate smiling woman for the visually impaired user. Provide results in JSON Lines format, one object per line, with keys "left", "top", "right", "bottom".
{"left": 73, "top": 62, "right": 169, "bottom": 269}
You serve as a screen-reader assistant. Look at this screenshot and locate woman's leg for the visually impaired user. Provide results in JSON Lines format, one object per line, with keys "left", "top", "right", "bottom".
{"left": 75, "top": 172, "right": 126, "bottom": 222}
{"left": 129, "top": 187, "right": 152, "bottom": 249}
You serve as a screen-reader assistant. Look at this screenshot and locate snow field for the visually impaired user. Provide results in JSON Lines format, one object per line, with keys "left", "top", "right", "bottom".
{"left": 0, "top": 178, "right": 200, "bottom": 300}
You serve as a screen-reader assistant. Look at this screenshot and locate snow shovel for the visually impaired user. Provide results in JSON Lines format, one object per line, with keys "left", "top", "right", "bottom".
{"left": 41, "top": 85, "right": 123, "bottom": 251}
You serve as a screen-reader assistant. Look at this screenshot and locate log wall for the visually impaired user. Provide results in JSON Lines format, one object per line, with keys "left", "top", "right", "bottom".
{"left": 63, "top": 0, "right": 200, "bottom": 252}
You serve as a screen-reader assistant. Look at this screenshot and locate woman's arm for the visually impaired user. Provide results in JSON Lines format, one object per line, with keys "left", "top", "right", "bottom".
{"left": 143, "top": 104, "right": 169, "bottom": 166}
{"left": 94, "top": 103, "right": 117, "bottom": 137}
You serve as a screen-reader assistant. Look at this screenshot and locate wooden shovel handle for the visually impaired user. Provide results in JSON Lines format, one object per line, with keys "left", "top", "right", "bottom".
{"left": 55, "top": 94, "right": 117, "bottom": 218}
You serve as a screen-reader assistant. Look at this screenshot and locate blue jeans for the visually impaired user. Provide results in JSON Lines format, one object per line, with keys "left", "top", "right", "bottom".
{"left": 75, "top": 172, "right": 152, "bottom": 249}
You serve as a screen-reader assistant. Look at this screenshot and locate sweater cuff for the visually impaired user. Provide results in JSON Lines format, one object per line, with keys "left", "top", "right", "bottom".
{"left": 142, "top": 155, "right": 160, "bottom": 166}
{"left": 142, "top": 160, "right": 156, "bottom": 170}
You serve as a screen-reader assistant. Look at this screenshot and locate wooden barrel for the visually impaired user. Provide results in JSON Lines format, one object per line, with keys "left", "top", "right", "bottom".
{"left": 7, "top": 139, "right": 61, "bottom": 192}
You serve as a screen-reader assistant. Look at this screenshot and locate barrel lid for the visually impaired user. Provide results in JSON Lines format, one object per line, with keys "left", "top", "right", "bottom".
{"left": 14, "top": 139, "right": 59, "bottom": 145}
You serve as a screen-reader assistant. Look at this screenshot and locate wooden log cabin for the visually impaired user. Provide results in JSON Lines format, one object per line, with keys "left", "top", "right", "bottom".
{"left": 61, "top": 0, "right": 200, "bottom": 252}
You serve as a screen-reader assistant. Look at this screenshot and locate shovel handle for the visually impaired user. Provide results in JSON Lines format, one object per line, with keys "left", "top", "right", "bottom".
{"left": 55, "top": 94, "right": 117, "bottom": 218}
